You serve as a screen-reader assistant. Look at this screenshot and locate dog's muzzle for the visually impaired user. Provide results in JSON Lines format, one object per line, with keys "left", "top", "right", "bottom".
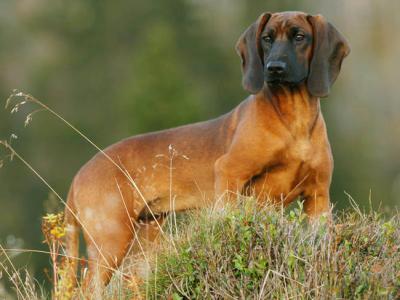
{"left": 265, "top": 61, "right": 288, "bottom": 83}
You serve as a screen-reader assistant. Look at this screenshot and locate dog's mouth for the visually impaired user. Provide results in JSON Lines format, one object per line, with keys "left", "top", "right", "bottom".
{"left": 266, "top": 77, "right": 306, "bottom": 87}
{"left": 266, "top": 79, "right": 286, "bottom": 85}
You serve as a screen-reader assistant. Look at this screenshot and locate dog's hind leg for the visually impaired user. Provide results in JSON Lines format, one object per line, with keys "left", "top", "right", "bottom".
{"left": 128, "top": 214, "right": 167, "bottom": 279}
{"left": 81, "top": 215, "right": 133, "bottom": 294}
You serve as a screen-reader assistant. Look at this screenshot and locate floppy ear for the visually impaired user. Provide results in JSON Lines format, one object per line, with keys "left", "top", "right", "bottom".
{"left": 236, "top": 13, "right": 271, "bottom": 94}
{"left": 307, "top": 15, "right": 350, "bottom": 98}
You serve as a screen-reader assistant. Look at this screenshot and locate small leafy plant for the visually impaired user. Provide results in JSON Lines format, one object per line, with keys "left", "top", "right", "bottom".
{"left": 145, "top": 200, "right": 400, "bottom": 299}
{"left": 41, "top": 212, "right": 74, "bottom": 300}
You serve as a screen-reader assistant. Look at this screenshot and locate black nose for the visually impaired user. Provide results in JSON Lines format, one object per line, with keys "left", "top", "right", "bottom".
{"left": 266, "top": 61, "right": 287, "bottom": 76}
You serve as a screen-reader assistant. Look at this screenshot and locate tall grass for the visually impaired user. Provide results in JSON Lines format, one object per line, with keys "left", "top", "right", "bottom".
{"left": 2, "top": 200, "right": 399, "bottom": 299}
{"left": 145, "top": 200, "right": 400, "bottom": 299}
{"left": 0, "top": 91, "right": 155, "bottom": 299}
{"left": 1, "top": 90, "right": 168, "bottom": 299}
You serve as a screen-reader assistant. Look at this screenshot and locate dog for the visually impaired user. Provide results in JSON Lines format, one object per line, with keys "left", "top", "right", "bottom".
{"left": 64, "top": 11, "right": 350, "bottom": 288}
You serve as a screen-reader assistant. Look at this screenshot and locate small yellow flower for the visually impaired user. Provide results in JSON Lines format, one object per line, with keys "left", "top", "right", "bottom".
{"left": 42, "top": 212, "right": 65, "bottom": 241}
{"left": 50, "top": 227, "right": 65, "bottom": 239}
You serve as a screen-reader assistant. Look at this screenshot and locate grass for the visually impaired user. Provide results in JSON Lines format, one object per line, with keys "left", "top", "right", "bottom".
{"left": 142, "top": 200, "right": 400, "bottom": 299}
{"left": 1, "top": 91, "right": 399, "bottom": 299}
{"left": 2, "top": 200, "right": 400, "bottom": 299}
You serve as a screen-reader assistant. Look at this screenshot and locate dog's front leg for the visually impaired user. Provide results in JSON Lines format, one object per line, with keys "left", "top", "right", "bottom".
{"left": 214, "top": 153, "right": 265, "bottom": 208}
{"left": 302, "top": 166, "right": 333, "bottom": 220}
{"left": 303, "top": 190, "right": 331, "bottom": 220}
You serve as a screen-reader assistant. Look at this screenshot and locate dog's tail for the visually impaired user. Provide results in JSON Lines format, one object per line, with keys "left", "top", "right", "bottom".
{"left": 64, "top": 182, "right": 80, "bottom": 289}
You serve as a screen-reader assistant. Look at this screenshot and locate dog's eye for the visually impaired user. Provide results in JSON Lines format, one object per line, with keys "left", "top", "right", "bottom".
{"left": 294, "top": 33, "right": 305, "bottom": 42}
{"left": 262, "top": 36, "right": 273, "bottom": 43}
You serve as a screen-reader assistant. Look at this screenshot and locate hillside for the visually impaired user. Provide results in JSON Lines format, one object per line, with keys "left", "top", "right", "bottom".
{"left": 141, "top": 201, "right": 400, "bottom": 299}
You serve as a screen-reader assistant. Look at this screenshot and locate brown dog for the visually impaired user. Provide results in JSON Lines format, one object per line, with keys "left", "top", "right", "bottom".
{"left": 65, "top": 11, "right": 350, "bottom": 288}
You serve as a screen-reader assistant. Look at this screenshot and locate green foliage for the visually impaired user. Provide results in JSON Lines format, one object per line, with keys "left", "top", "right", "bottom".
{"left": 118, "top": 20, "right": 205, "bottom": 133}
{"left": 146, "top": 201, "right": 400, "bottom": 299}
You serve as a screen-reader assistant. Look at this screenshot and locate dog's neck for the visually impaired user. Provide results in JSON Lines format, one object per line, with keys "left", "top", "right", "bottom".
{"left": 262, "top": 83, "right": 320, "bottom": 136}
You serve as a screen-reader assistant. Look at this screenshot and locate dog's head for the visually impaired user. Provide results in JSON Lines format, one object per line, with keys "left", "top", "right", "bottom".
{"left": 236, "top": 12, "right": 350, "bottom": 97}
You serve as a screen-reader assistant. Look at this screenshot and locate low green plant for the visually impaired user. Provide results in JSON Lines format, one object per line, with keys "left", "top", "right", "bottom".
{"left": 145, "top": 200, "right": 400, "bottom": 299}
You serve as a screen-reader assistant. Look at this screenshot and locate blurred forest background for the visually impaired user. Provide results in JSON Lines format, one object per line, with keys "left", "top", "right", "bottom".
{"left": 0, "top": 0, "right": 399, "bottom": 290}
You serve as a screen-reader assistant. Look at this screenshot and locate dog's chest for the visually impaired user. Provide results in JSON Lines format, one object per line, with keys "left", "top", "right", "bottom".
{"left": 276, "top": 137, "right": 315, "bottom": 182}
{"left": 246, "top": 137, "right": 314, "bottom": 202}
{"left": 287, "top": 138, "right": 313, "bottom": 162}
